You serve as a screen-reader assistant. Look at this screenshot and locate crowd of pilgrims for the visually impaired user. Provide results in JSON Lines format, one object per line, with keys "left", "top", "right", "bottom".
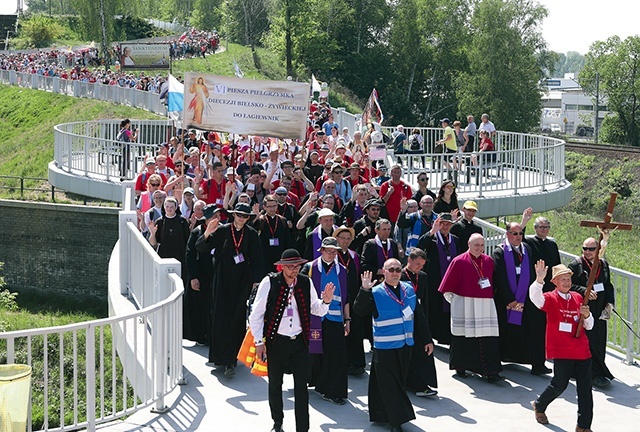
{"left": 131, "top": 98, "right": 614, "bottom": 432}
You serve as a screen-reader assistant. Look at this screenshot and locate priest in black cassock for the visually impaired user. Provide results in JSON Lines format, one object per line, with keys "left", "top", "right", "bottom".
{"left": 184, "top": 204, "right": 218, "bottom": 345}
{"left": 355, "top": 260, "right": 433, "bottom": 432}
{"left": 195, "top": 202, "right": 264, "bottom": 376}
{"left": 417, "top": 213, "right": 461, "bottom": 345}
{"left": 361, "top": 218, "right": 401, "bottom": 284}
{"left": 401, "top": 248, "right": 438, "bottom": 397}
{"left": 492, "top": 221, "right": 548, "bottom": 375}
{"left": 450, "top": 200, "right": 483, "bottom": 253}
{"left": 253, "top": 194, "right": 293, "bottom": 275}
{"left": 520, "top": 210, "right": 561, "bottom": 292}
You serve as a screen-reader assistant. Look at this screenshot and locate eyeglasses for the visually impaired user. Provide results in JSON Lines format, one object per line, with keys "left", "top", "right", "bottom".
{"left": 337, "top": 236, "right": 352, "bottom": 241}
{"left": 260, "top": 174, "right": 267, "bottom": 178}
{"left": 276, "top": 192, "right": 287, "bottom": 196}
{"left": 418, "top": 177, "right": 428, "bottom": 182}
{"left": 536, "top": 226, "right": 550, "bottom": 229}
{"left": 334, "top": 171, "right": 344, "bottom": 175}
{"left": 385, "top": 267, "right": 402, "bottom": 273}
{"left": 150, "top": 183, "right": 161, "bottom": 187}
{"left": 508, "top": 231, "right": 524, "bottom": 236}
{"left": 582, "top": 246, "right": 597, "bottom": 251}
{"left": 236, "top": 214, "right": 251, "bottom": 219}
{"left": 444, "top": 185, "right": 455, "bottom": 189}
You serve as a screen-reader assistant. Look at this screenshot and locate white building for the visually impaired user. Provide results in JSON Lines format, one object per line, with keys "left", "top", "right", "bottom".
{"left": 540, "top": 74, "right": 608, "bottom": 136}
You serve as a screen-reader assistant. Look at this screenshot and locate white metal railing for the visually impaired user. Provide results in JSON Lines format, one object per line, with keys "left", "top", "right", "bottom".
{"left": 0, "top": 70, "right": 168, "bottom": 116}
{"left": 54, "top": 119, "right": 175, "bottom": 181}
{"left": 381, "top": 126, "right": 566, "bottom": 196}
{"left": 475, "top": 218, "right": 639, "bottom": 363}
{"left": 0, "top": 187, "right": 185, "bottom": 431}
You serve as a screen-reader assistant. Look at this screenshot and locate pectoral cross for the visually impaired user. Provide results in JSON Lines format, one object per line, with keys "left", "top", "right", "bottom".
{"left": 576, "top": 193, "right": 632, "bottom": 337}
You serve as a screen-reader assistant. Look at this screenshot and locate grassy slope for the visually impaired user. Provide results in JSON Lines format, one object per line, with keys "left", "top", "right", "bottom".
{"left": 0, "top": 85, "right": 161, "bottom": 181}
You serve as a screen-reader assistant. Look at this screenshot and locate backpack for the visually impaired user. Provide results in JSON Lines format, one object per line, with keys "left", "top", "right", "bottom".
{"left": 410, "top": 135, "right": 421, "bottom": 151}
{"left": 116, "top": 128, "right": 130, "bottom": 143}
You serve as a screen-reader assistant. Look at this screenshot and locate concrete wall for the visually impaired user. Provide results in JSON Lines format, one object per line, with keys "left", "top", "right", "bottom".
{"left": 0, "top": 200, "right": 119, "bottom": 300}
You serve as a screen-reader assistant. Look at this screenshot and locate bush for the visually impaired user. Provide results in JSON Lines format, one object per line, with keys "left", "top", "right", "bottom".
{"left": 600, "top": 114, "right": 627, "bottom": 145}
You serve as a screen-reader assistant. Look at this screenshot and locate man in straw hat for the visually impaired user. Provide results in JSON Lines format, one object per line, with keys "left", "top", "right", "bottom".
{"left": 196, "top": 202, "right": 264, "bottom": 377}
{"left": 529, "top": 260, "right": 594, "bottom": 432}
{"left": 249, "top": 249, "right": 335, "bottom": 432}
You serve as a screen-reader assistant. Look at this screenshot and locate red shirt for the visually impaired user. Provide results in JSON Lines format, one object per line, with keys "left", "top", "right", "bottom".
{"left": 379, "top": 179, "right": 413, "bottom": 222}
{"left": 541, "top": 291, "right": 591, "bottom": 360}
{"left": 135, "top": 171, "right": 167, "bottom": 192}
{"left": 200, "top": 178, "right": 227, "bottom": 206}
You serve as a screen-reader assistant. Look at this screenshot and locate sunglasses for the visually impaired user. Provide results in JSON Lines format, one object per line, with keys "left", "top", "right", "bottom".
{"left": 418, "top": 177, "right": 428, "bottom": 181}
{"left": 150, "top": 183, "right": 161, "bottom": 187}
{"left": 582, "top": 246, "right": 597, "bottom": 251}
{"left": 236, "top": 214, "right": 251, "bottom": 219}
{"left": 385, "top": 267, "right": 402, "bottom": 273}
{"left": 276, "top": 192, "right": 287, "bottom": 196}
{"left": 508, "top": 231, "right": 524, "bottom": 236}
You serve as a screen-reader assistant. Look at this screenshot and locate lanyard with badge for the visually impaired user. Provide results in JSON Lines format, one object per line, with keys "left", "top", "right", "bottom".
{"left": 231, "top": 226, "right": 245, "bottom": 264}
{"left": 384, "top": 283, "right": 413, "bottom": 319}
{"left": 583, "top": 258, "right": 605, "bottom": 293}
{"left": 470, "top": 253, "right": 491, "bottom": 289}
{"left": 267, "top": 216, "right": 279, "bottom": 246}
{"left": 558, "top": 292, "right": 575, "bottom": 333}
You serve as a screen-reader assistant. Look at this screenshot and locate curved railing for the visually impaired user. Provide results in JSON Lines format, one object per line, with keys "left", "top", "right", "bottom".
{"left": 381, "top": 126, "right": 566, "bottom": 197}
{"left": 0, "top": 188, "right": 185, "bottom": 431}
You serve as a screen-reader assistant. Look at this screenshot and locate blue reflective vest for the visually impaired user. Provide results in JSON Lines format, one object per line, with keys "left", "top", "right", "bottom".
{"left": 371, "top": 281, "right": 416, "bottom": 349}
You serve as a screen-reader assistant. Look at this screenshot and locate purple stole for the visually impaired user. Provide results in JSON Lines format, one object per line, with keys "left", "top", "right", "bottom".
{"left": 503, "top": 242, "right": 530, "bottom": 326}
{"left": 436, "top": 232, "right": 457, "bottom": 313}
{"left": 311, "top": 224, "right": 337, "bottom": 260}
{"left": 353, "top": 202, "right": 363, "bottom": 224}
{"left": 309, "top": 258, "right": 349, "bottom": 354}
{"left": 376, "top": 236, "right": 395, "bottom": 267}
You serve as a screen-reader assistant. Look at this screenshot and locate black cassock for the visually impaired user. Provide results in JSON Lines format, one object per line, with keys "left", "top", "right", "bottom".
{"left": 417, "top": 233, "right": 461, "bottom": 345}
{"left": 524, "top": 235, "right": 561, "bottom": 292}
{"left": 569, "top": 257, "right": 615, "bottom": 380}
{"left": 401, "top": 269, "right": 437, "bottom": 390}
{"left": 252, "top": 214, "right": 292, "bottom": 276}
{"left": 492, "top": 244, "right": 545, "bottom": 366}
{"left": 196, "top": 223, "right": 264, "bottom": 365}
{"left": 184, "top": 224, "right": 214, "bottom": 344}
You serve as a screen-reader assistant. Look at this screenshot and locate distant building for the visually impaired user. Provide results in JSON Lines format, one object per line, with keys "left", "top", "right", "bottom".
{"left": 540, "top": 74, "right": 608, "bottom": 136}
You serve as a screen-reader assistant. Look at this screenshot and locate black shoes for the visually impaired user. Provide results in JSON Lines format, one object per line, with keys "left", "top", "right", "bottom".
{"left": 270, "top": 423, "right": 284, "bottom": 432}
{"left": 224, "top": 364, "right": 236, "bottom": 377}
{"left": 487, "top": 374, "right": 505, "bottom": 383}
{"left": 455, "top": 369, "right": 468, "bottom": 378}
{"left": 593, "top": 376, "right": 611, "bottom": 388}
{"left": 531, "top": 365, "right": 552, "bottom": 375}
{"left": 348, "top": 366, "right": 366, "bottom": 376}
{"left": 389, "top": 425, "right": 404, "bottom": 432}
{"left": 322, "top": 395, "right": 347, "bottom": 405}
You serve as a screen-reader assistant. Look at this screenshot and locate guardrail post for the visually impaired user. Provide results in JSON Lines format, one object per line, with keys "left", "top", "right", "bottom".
{"left": 53, "top": 76, "right": 60, "bottom": 93}
{"left": 540, "top": 136, "right": 547, "bottom": 192}
{"left": 626, "top": 279, "right": 636, "bottom": 365}
{"left": 9, "top": 69, "right": 16, "bottom": 85}
{"left": 86, "top": 327, "right": 96, "bottom": 430}
{"left": 514, "top": 135, "right": 523, "bottom": 195}
{"left": 119, "top": 185, "right": 137, "bottom": 296}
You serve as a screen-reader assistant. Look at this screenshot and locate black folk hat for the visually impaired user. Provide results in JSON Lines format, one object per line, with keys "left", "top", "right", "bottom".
{"left": 275, "top": 249, "right": 308, "bottom": 266}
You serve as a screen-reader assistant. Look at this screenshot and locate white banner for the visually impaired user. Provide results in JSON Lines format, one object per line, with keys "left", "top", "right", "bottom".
{"left": 119, "top": 43, "right": 170, "bottom": 69}
{"left": 183, "top": 73, "right": 310, "bottom": 139}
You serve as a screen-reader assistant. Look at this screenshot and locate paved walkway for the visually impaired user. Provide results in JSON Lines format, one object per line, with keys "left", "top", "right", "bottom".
{"left": 97, "top": 341, "right": 639, "bottom": 432}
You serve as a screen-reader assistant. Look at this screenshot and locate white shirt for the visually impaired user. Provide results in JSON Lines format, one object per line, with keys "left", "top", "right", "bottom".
{"left": 479, "top": 120, "right": 496, "bottom": 135}
{"left": 249, "top": 275, "right": 329, "bottom": 343}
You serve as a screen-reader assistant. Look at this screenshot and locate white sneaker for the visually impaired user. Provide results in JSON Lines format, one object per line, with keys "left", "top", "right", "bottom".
{"left": 415, "top": 387, "right": 437, "bottom": 397}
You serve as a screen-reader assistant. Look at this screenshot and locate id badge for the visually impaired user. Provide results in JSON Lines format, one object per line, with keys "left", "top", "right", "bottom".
{"left": 593, "top": 282, "right": 604, "bottom": 293}
{"left": 478, "top": 278, "right": 491, "bottom": 289}
{"left": 216, "top": 198, "right": 223, "bottom": 205}
{"left": 446, "top": 255, "right": 452, "bottom": 262}
{"left": 559, "top": 322, "right": 572, "bottom": 333}
{"left": 285, "top": 306, "right": 294, "bottom": 317}
{"left": 233, "top": 253, "right": 245, "bottom": 264}
{"left": 402, "top": 306, "right": 413, "bottom": 319}
{"left": 515, "top": 266, "right": 521, "bottom": 275}
{"left": 269, "top": 238, "right": 280, "bottom": 246}
{"left": 210, "top": 248, "right": 216, "bottom": 255}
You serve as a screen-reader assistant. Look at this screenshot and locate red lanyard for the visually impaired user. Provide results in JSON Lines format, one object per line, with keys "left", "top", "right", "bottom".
{"left": 323, "top": 261, "right": 335, "bottom": 275}
{"left": 266, "top": 215, "right": 279, "bottom": 238}
{"left": 338, "top": 251, "right": 351, "bottom": 269}
{"left": 380, "top": 242, "right": 389, "bottom": 261}
{"left": 469, "top": 252, "right": 484, "bottom": 278}
{"left": 582, "top": 257, "right": 601, "bottom": 280}
{"left": 384, "top": 283, "right": 405, "bottom": 306}
{"left": 403, "top": 269, "right": 418, "bottom": 293}
{"left": 557, "top": 291, "right": 575, "bottom": 323}
{"left": 231, "top": 226, "right": 244, "bottom": 253}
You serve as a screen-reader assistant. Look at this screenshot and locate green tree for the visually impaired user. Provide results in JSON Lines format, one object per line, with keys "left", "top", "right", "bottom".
{"left": 191, "top": 0, "right": 224, "bottom": 32}
{"left": 581, "top": 36, "right": 640, "bottom": 146}
{"left": 456, "top": 0, "right": 550, "bottom": 133}
{"left": 19, "top": 14, "right": 64, "bottom": 48}
{"left": 552, "top": 51, "right": 585, "bottom": 76}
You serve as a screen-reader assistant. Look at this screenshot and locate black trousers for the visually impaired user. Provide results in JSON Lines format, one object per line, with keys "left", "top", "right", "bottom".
{"left": 346, "top": 311, "right": 366, "bottom": 369}
{"left": 266, "top": 335, "right": 310, "bottom": 432}
{"left": 369, "top": 345, "right": 415, "bottom": 426}
{"left": 535, "top": 358, "right": 593, "bottom": 429}
{"left": 313, "top": 320, "right": 348, "bottom": 398}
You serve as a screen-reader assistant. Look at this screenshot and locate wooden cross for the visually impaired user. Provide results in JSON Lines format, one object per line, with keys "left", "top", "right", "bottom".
{"left": 576, "top": 193, "right": 633, "bottom": 337}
